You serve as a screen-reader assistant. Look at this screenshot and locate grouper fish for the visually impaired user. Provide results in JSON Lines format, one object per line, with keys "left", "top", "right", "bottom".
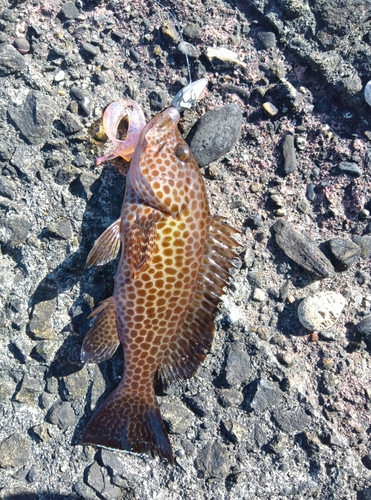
{"left": 80, "top": 83, "right": 239, "bottom": 464}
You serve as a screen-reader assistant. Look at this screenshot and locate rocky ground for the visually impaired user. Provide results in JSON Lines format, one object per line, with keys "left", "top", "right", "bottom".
{"left": 0, "top": 0, "right": 371, "bottom": 499}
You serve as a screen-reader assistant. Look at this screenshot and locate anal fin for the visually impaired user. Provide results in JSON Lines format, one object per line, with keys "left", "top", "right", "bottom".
{"left": 86, "top": 218, "right": 121, "bottom": 268}
{"left": 81, "top": 297, "right": 120, "bottom": 364}
{"left": 157, "top": 217, "right": 240, "bottom": 388}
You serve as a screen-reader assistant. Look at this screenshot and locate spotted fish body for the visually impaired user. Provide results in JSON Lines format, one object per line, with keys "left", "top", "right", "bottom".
{"left": 81, "top": 102, "right": 239, "bottom": 464}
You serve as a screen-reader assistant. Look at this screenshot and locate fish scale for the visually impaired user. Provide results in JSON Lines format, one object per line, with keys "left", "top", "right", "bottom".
{"left": 80, "top": 100, "right": 239, "bottom": 464}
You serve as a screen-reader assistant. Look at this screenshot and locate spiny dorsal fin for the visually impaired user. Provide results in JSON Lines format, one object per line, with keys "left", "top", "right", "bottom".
{"left": 81, "top": 297, "right": 120, "bottom": 364}
{"left": 127, "top": 206, "right": 158, "bottom": 278}
{"left": 157, "top": 217, "right": 240, "bottom": 388}
{"left": 86, "top": 218, "right": 121, "bottom": 268}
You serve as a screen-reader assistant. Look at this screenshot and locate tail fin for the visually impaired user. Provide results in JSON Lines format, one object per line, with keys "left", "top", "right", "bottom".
{"left": 81, "top": 382, "right": 173, "bottom": 464}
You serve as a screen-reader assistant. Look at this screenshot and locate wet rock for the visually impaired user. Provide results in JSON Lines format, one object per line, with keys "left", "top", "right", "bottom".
{"left": 28, "top": 299, "right": 57, "bottom": 340}
{"left": 272, "top": 220, "right": 334, "bottom": 278}
{"left": 60, "top": 2, "right": 80, "bottom": 20}
{"left": 282, "top": 134, "right": 297, "bottom": 175}
{"left": 8, "top": 91, "right": 56, "bottom": 145}
{"left": 46, "top": 217, "right": 73, "bottom": 240}
{"left": 59, "top": 111, "right": 84, "bottom": 134}
{"left": 160, "top": 400, "right": 195, "bottom": 434}
{"left": 0, "top": 43, "right": 26, "bottom": 76}
{"left": 298, "top": 291, "right": 346, "bottom": 331}
{"left": 0, "top": 433, "right": 30, "bottom": 469}
{"left": 0, "top": 216, "right": 31, "bottom": 247}
{"left": 338, "top": 161, "right": 363, "bottom": 177}
{"left": 188, "top": 104, "right": 242, "bottom": 166}
{"left": 245, "top": 378, "right": 283, "bottom": 412}
{"left": 195, "top": 440, "right": 230, "bottom": 479}
{"left": 327, "top": 237, "right": 361, "bottom": 270}
{"left": 224, "top": 342, "right": 251, "bottom": 387}
{"left": 356, "top": 315, "right": 371, "bottom": 344}
{"left": 271, "top": 406, "right": 311, "bottom": 433}
{"left": 13, "top": 36, "right": 30, "bottom": 54}
{"left": 14, "top": 373, "right": 43, "bottom": 405}
{"left": 48, "top": 401, "right": 76, "bottom": 430}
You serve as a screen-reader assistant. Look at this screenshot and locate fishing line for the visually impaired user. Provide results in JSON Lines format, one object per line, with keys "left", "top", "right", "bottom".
{"left": 152, "top": 0, "right": 193, "bottom": 87}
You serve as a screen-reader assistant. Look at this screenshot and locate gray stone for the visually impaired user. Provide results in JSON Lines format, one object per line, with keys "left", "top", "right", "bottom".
{"left": 48, "top": 401, "right": 76, "bottom": 430}
{"left": 0, "top": 176, "right": 16, "bottom": 200}
{"left": 356, "top": 315, "right": 371, "bottom": 343}
{"left": 224, "top": 342, "right": 251, "bottom": 387}
{"left": 0, "top": 216, "right": 31, "bottom": 247}
{"left": 195, "top": 441, "right": 230, "bottom": 479}
{"left": 271, "top": 406, "right": 311, "bottom": 433}
{"left": 0, "top": 433, "right": 30, "bottom": 469}
{"left": 28, "top": 299, "right": 57, "bottom": 340}
{"left": 327, "top": 237, "right": 361, "bottom": 270}
{"left": 149, "top": 90, "right": 167, "bottom": 111}
{"left": 245, "top": 378, "right": 283, "bottom": 412}
{"left": 282, "top": 135, "right": 297, "bottom": 175}
{"left": 82, "top": 42, "right": 100, "bottom": 57}
{"left": 46, "top": 217, "right": 73, "bottom": 240}
{"left": 160, "top": 400, "right": 195, "bottom": 434}
{"left": 257, "top": 31, "right": 277, "bottom": 49}
{"left": 177, "top": 41, "right": 200, "bottom": 58}
{"left": 31, "top": 340, "right": 59, "bottom": 364}
{"left": 85, "top": 462, "right": 105, "bottom": 494}
{"left": 188, "top": 104, "right": 243, "bottom": 167}
{"left": 306, "top": 183, "right": 315, "bottom": 201}
{"left": 272, "top": 220, "right": 334, "bottom": 278}
{"left": 352, "top": 235, "right": 371, "bottom": 259}
{"left": 320, "top": 371, "right": 340, "bottom": 395}
{"left": 14, "top": 373, "right": 43, "bottom": 405}
{"left": 73, "top": 478, "right": 99, "bottom": 500}
{"left": 13, "top": 37, "right": 30, "bottom": 54}
{"left": 59, "top": 111, "right": 84, "bottom": 134}
{"left": 99, "top": 448, "right": 125, "bottom": 478}
{"left": 60, "top": 2, "right": 80, "bottom": 20}
{"left": 8, "top": 91, "right": 56, "bottom": 145}
{"left": 338, "top": 161, "right": 363, "bottom": 177}
{"left": 0, "top": 43, "right": 26, "bottom": 76}
{"left": 32, "top": 422, "right": 57, "bottom": 442}
{"left": 61, "top": 366, "right": 89, "bottom": 401}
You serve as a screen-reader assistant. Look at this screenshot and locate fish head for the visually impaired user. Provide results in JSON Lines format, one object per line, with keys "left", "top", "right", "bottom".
{"left": 128, "top": 107, "right": 196, "bottom": 218}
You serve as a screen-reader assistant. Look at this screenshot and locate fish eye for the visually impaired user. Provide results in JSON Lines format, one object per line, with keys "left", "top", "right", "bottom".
{"left": 174, "top": 143, "right": 190, "bottom": 162}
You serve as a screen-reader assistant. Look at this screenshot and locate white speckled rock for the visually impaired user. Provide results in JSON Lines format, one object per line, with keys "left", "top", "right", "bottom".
{"left": 297, "top": 291, "right": 346, "bottom": 331}
{"left": 365, "top": 81, "right": 371, "bottom": 107}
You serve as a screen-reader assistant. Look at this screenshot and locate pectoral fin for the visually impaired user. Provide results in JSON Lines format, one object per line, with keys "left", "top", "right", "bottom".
{"left": 86, "top": 218, "right": 121, "bottom": 268}
{"left": 127, "top": 206, "right": 158, "bottom": 278}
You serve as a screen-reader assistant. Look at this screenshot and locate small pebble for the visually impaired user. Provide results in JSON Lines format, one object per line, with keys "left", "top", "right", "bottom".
{"left": 161, "top": 20, "right": 180, "bottom": 43}
{"left": 250, "top": 182, "right": 261, "bottom": 193}
{"left": 282, "top": 134, "right": 297, "bottom": 175}
{"left": 263, "top": 102, "right": 278, "bottom": 116}
{"left": 81, "top": 42, "right": 100, "bottom": 57}
{"left": 177, "top": 41, "right": 200, "bottom": 59}
{"left": 364, "top": 80, "right": 371, "bottom": 107}
{"left": 253, "top": 287, "right": 266, "bottom": 302}
{"left": 306, "top": 183, "right": 315, "bottom": 201}
{"left": 297, "top": 291, "right": 346, "bottom": 331}
{"left": 13, "top": 37, "right": 30, "bottom": 54}
{"left": 54, "top": 70, "right": 65, "bottom": 82}
{"left": 338, "top": 161, "right": 363, "bottom": 177}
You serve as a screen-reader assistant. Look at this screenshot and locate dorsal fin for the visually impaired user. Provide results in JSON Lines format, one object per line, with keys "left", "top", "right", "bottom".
{"left": 157, "top": 217, "right": 240, "bottom": 388}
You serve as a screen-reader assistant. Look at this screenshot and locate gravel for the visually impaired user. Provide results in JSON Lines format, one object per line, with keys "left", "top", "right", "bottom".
{"left": 1, "top": 0, "right": 371, "bottom": 499}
